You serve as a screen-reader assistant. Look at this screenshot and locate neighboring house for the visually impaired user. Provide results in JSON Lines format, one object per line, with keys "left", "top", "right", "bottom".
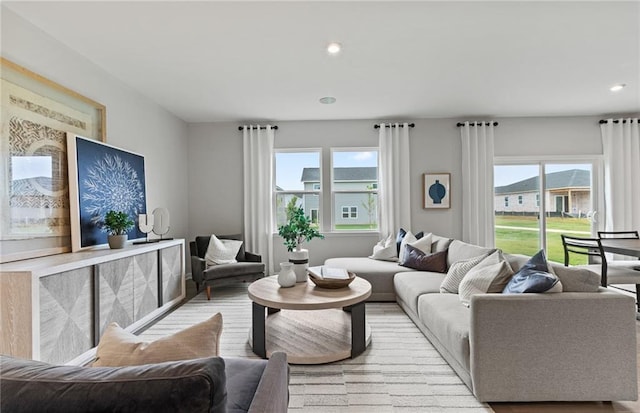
{"left": 494, "top": 169, "right": 591, "bottom": 217}
{"left": 300, "top": 167, "right": 378, "bottom": 227}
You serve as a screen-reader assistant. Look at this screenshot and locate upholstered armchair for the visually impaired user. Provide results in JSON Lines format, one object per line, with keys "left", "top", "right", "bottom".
{"left": 190, "top": 234, "right": 265, "bottom": 300}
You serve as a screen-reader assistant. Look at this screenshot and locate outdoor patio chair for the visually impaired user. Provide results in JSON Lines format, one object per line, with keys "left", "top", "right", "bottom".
{"left": 561, "top": 234, "right": 640, "bottom": 311}
{"left": 190, "top": 234, "right": 265, "bottom": 300}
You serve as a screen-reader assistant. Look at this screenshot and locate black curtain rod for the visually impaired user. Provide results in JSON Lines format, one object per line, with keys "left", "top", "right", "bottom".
{"left": 238, "top": 125, "right": 279, "bottom": 131}
{"left": 374, "top": 123, "right": 415, "bottom": 129}
{"left": 456, "top": 122, "right": 499, "bottom": 127}
{"left": 598, "top": 119, "right": 637, "bottom": 124}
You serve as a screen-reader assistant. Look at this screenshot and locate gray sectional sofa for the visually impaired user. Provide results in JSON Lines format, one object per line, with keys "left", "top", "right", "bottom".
{"left": 0, "top": 352, "right": 289, "bottom": 413}
{"left": 325, "top": 237, "right": 638, "bottom": 402}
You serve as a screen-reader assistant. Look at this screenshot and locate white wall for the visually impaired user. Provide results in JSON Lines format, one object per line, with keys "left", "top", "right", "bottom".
{"left": 1, "top": 9, "right": 190, "bottom": 243}
{"left": 187, "top": 116, "right": 606, "bottom": 271}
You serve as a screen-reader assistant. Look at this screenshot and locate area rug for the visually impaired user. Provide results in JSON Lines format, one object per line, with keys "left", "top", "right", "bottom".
{"left": 139, "top": 283, "right": 493, "bottom": 413}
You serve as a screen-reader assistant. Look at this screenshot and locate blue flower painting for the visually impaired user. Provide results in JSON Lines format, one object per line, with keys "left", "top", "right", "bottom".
{"left": 74, "top": 137, "right": 146, "bottom": 248}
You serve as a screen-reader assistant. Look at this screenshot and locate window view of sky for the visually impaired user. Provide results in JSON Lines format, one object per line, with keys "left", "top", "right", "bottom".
{"left": 494, "top": 164, "right": 591, "bottom": 187}
{"left": 275, "top": 151, "right": 377, "bottom": 190}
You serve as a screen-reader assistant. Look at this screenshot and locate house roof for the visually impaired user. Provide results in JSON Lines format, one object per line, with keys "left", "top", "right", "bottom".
{"left": 301, "top": 167, "right": 377, "bottom": 182}
{"left": 495, "top": 169, "right": 590, "bottom": 195}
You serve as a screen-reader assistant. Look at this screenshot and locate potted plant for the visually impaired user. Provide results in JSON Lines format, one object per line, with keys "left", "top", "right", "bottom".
{"left": 103, "top": 210, "right": 135, "bottom": 249}
{"left": 278, "top": 200, "right": 324, "bottom": 282}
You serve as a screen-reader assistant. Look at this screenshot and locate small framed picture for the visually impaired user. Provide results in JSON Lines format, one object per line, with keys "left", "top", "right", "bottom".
{"left": 423, "top": 173, "right": 450, "bottom": 209}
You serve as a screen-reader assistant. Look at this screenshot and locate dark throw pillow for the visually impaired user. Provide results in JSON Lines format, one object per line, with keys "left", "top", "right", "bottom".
{"left": 503, "top": 249, "right": 560, "bottom": 294}
{"left": 399, "top": 244, "right": 448, "bottom": 273}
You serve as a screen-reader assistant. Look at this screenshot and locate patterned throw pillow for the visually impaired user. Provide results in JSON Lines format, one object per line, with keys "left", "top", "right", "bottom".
{"left": 92, "top": 313, "right": 223, "bottom": 367}
{"left": 205, "top": 234, "right": 243, "bottom": 266}
{"left": 440, "top": 253, "right": 488, "bottom": 294}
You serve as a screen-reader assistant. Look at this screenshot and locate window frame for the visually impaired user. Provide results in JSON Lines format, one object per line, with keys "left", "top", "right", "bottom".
{"left": 330, "top": 147, "right": 379, "bottom": 232}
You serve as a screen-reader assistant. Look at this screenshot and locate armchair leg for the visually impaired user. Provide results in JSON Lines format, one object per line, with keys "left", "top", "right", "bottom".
{"left": 206, "top": 285, "right": 212, "bottom": 301}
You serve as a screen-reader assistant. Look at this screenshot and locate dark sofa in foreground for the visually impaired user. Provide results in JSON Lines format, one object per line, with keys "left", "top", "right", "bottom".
{"left": 0, "top": 352, "right": 289, "bottom": 413}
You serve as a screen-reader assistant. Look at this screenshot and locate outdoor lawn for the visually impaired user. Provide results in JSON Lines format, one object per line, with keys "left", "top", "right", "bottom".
{"left": 495, "top": 215, "right": 591, "bottom": 264}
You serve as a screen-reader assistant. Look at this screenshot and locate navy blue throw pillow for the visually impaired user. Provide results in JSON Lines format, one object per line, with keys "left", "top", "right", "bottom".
{"left": 503, "top": 249, "right": 559, "bottom": 294}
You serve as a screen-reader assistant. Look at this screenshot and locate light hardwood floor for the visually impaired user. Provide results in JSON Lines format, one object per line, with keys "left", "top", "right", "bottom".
{"left": 175, "top": 280, "right": 640, "bottom": 413}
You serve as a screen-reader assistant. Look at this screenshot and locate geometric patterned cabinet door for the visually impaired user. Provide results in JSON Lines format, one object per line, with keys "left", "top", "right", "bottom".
{"left": 161, "top": 245, "right": 182, "bottom": 305}
{"left": 39, "top": 267, "right": 93, "bottom": 364}
{"left": 97, "top": 257, "right": 134, "bottom": 336}
{"left": 133, "top": 251, "right": 159, "bottom": 322}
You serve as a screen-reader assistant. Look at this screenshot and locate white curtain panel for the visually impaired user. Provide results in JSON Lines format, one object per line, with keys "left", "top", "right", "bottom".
{"left": 242, "top": 125, "right": 274, "bottom": 275}
{"left": 378, "top": 123, "right": 412, "bottom": 238}
{"left": 600, "top": 118, "right": 640, "bottom": 236}
{"left": 460, "top": 122, "right": 495, "bottom": 247}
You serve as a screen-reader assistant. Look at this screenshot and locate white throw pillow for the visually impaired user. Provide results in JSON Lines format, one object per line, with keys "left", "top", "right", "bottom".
{"left": 458, "top": 251, "right": 514, "bottom": 307}
{"left": 440, "top": 253, "right": 488, "bottom": 294}
{"left": 369, "top": 235, "right": 398, "bottom": 261}
{"left": 205, "top": 235, "right": 243, "bottom": 266}
{"left": 399, "top": 232, "right": 433, "bottom": 263}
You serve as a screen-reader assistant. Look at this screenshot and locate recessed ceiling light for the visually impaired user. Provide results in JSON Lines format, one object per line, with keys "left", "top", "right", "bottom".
{"left": 327, "top": 42, "right": 342, "bottom": 55}
{"left": 610, "top": 83, "right": 626, "bottom": 92}
{"left": 319, "top": 96, "right": 336, "bottom": 104}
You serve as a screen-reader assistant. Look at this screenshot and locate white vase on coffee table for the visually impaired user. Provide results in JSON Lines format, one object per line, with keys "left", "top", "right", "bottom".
{"left": 289, "top": 249, "right": 309, "bottom": 282}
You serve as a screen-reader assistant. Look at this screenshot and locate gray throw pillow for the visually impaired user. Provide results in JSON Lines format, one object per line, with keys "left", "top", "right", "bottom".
{"left": 458, "top": 250, "right": 515, "bottom": 306}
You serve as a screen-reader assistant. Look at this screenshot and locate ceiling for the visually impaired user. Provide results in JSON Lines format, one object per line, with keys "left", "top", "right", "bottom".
{"left": 4, "top": 1, "right": 639, "bottom": 123}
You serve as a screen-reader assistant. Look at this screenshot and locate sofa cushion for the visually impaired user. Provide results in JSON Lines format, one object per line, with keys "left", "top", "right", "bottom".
{"left": 225, "top": 357, "right": 268, "bottom": 413}
{"left": 503, "top": 250, "right": 561, "bottom": 294}
{"left": 394, "top": 271, "right": 446, "bottom": 315}
{"left": 369, "top": 234, "right": 398, "bottom": 261}
{"left": 400, "top": 245, "right": 447, "bottom": 272}
{"left": 1, "top": 355, "right": 227, "bottom": 413}
{"left": 204, "top": 262, "right": 265, "bottom": 280}
{"left": 447, "top": 240, "right": 496, "bottom": 268}
{"left": 93, "top": 313, "right": 223, "bottom": 367}
{"left": 206, "top": 234, "right": 244, "bottom": 266}
{"left": 325, "top": 257, "right": 412, "bottom": 299}
{"left": 459, "top": 251, "right": 515, "bottom": 306}
{"left": 440, "top": 253, "right": 489, "bottom": 294}
{"left": 417, "top": 294, "right": 471, "bottom": 373}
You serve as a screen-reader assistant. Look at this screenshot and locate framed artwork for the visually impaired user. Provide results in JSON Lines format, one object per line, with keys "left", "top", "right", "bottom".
{"left": 0, "top": 58, "right": 106, "bottom": 263}
{"left": 423, "top": 173, "right": 451, "bottom": 209}
{"left": 67, "top": 134, "right": 147, "bottom": 251}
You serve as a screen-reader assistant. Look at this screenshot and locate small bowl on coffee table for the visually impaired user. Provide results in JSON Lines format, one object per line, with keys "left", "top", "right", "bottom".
{"left": 308, "top": 271, "right": 356, "bottom": 289}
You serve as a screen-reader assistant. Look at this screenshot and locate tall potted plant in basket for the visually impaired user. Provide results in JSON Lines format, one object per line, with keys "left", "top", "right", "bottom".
{"left": 278, "top": 201, "right": 324, "bottom": 282}
{"left": 103, "top": 210, "right": 135, "bottom": 249}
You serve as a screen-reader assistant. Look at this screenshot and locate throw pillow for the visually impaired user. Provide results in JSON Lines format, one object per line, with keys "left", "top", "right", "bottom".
{"left": 399, "top": 244, "right": 448, "bottom": 272}
{"left": 395, "top": 228, "right": 424, "bottom": 255}
{"left": 458, "top": 250, "right": 515, "bottom": 307}
{"left": 399, "top": 232, "right": 433, "bottom": 263}
{"left": 550, "top": 265, "right": 600, "bottom": 292}
{"left": 369, "top": 234, "right": 398, "bottom": 261}
{"left": 205, "top": 234, "right": 243, "bottom": 266}
{"left": 502, "top": 249, "right": 561, "bottom": 294}
{"left": 92, "top": 313, "right": 223, "bottom": 367}
{"left": 439, "top": 253, "right": 489, "bottom": 294}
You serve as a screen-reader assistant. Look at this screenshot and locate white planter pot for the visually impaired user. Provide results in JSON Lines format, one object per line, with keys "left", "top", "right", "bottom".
{"left": 108, "top": 234, "right": 128, "bottom": 249}
{"left": 289, "top": 249, "right": 309, "bottom": 283}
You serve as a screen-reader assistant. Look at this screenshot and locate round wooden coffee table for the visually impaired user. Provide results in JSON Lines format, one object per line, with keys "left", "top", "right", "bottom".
{"left": 248, "top": 275, "right": 372, "bottom": 364}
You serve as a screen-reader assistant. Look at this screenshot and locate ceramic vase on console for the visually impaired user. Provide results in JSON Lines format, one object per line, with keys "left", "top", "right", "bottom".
{"left": 107, "top": 234, "right": 127, "bottom": 249}
{"left": 277, "top": 262, "right": 296, "bottom": 288}
{"left": 289, "top": 249, "right": 309, "bottom": 282}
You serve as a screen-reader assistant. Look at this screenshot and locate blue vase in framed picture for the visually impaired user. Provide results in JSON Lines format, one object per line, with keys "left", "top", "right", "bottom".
{"left": 428, "top": 180, "right": 446, "bottom": 204}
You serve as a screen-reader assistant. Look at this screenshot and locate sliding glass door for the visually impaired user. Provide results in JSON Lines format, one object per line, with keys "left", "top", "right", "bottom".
{"left": 494, "top": 161, "right": 596, "bottom": 264}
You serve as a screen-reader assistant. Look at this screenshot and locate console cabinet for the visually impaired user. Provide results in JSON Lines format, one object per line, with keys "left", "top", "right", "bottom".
{"left": 0, "top": 240, "right": 185, "bottom": 364}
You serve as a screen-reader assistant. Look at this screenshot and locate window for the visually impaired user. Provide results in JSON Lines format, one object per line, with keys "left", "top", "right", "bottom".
{"left": 518, "top": 195, "right": 523, "bottom": 205}
{"left": 274, "top": 150, "right": 321, "bottom": 229}
{"left": 504, "top": 197, "right": 509, "bottom": 207}
{"left": 494, "top": 162, "right": 596, "bottom": 264}
{"left": 341, "top": 206, "right": 358, "bottom": 219}
{"left": 332, "top": 149, "right": 378, "bottom": 231}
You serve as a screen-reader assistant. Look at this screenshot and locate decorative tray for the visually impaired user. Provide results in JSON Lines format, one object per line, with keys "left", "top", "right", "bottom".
{"left": 308, "top": 271, "right": 356, "bottom": 289}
